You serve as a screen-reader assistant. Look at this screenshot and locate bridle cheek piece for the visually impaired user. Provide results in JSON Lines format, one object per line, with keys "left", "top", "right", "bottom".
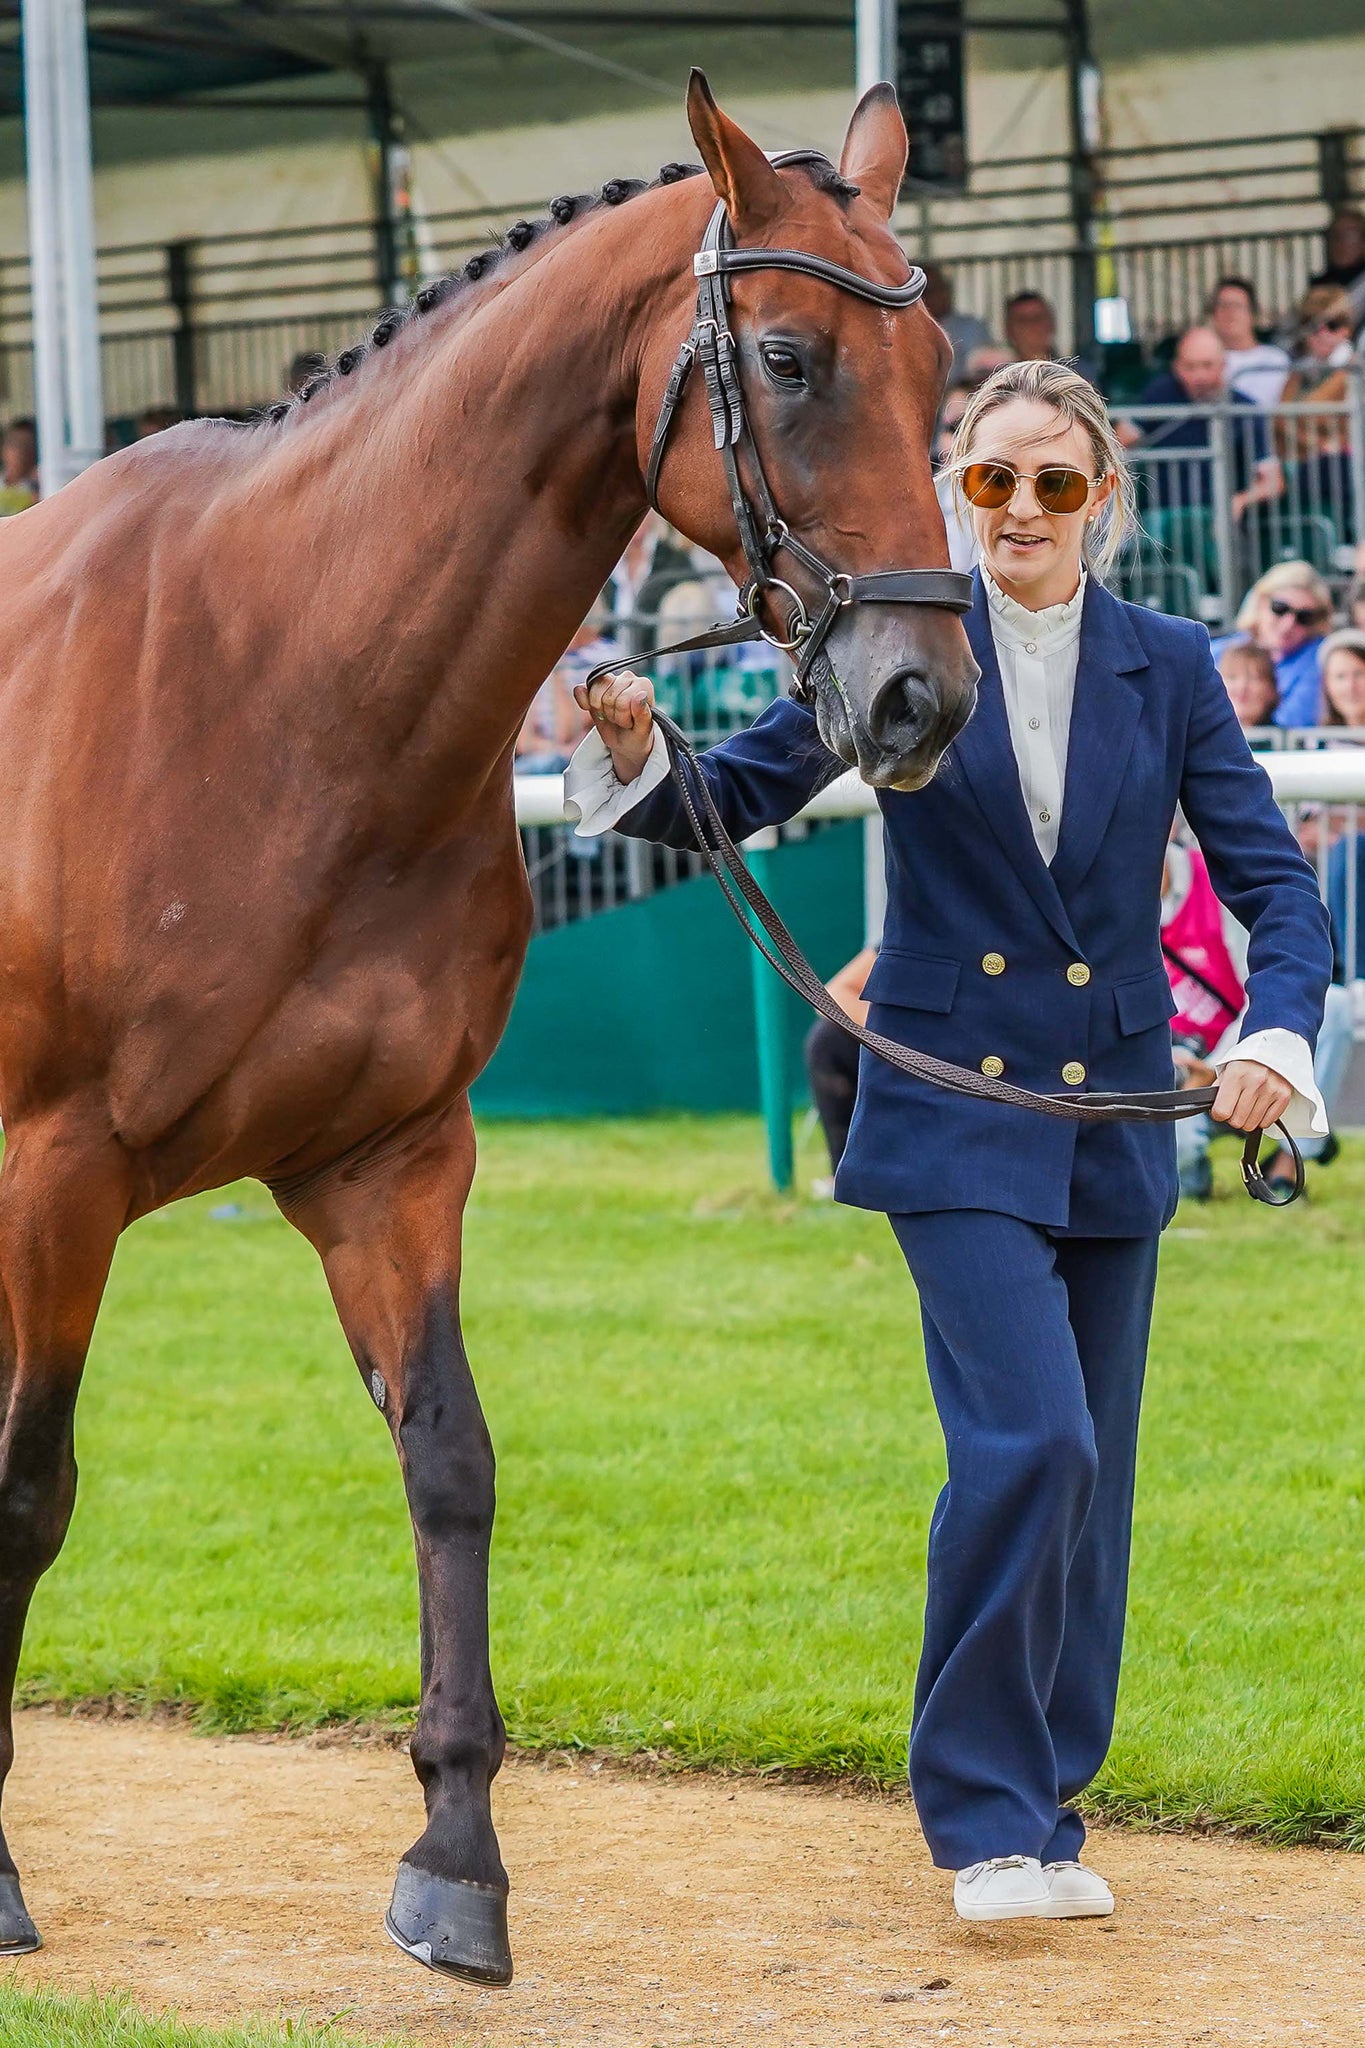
{"left": 589, "top": 149, "right": 973, "bottom": 707}
{"left": 580, "top": 155, "right": 1301, "bottom": 1207}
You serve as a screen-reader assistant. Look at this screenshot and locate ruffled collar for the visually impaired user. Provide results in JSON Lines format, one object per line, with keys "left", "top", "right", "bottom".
{"left": 983, "top": 567, "right": 1086, "bottom": 656}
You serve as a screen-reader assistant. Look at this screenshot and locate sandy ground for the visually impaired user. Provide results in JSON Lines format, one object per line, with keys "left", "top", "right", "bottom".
{"left": 6, "top": 1709, "right": 1365, "bottom": 2048}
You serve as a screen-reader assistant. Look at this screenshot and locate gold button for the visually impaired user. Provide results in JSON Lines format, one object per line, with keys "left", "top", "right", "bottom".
{"left": 1062, "top": 1061, "right": 1086, "bottom": 1085}
{"left": 981, "top": 1055, "right": 1005, "bottom": 1078}
{"left": 1066, "top": 962, "right": 1091, "bottom": 986}
{"left": 982, "top": 952, "right": 1005, "bottom": 976}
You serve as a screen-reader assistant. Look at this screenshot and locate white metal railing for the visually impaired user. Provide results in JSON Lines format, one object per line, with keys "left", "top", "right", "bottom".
{"left": 518, "top": 745, "right": 1365, "bottom": 988}
{"left": 517, "top": 747, "right": 1365, "bottom": 828}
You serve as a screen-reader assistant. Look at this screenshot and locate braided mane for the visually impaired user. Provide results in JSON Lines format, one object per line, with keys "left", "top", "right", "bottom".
{"left": 261, "top": 155, "right": 860, "bottom": 425}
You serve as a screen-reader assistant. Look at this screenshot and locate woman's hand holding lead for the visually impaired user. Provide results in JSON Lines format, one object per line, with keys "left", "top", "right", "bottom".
{"left": 573, "top": 670, "right": 656, "bottom": 785}
{"left": 1210, "top": 1058, "right": 1293, "bottom": 1131}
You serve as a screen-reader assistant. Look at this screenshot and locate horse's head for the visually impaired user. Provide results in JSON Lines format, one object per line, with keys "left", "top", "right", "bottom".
{"left": 640, "top": 74, "right": 979, "bottom": 791}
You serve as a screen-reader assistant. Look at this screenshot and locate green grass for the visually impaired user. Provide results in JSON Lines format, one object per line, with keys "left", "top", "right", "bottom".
{"left": 16, "top": 1116, "right": 1365, "bottom": 1843}
{"left": 0, "top": 1986, "right": 410, "bottom": 2048}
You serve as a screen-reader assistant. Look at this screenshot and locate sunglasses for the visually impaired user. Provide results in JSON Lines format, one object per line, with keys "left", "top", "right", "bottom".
{"left": 1317, "top": 317, "right": 1352, "bottom": 336}
{"left": 1267, "top": 597, "right": 1325, "bottom": 628}
{"left": 959, "top": 459, "right": 1103, "bottom": 515}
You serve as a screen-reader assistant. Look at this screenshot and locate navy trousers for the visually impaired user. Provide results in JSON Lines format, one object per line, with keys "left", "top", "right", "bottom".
{"left": 890, "top": 1209, "right": 1160, "bottom": 1871}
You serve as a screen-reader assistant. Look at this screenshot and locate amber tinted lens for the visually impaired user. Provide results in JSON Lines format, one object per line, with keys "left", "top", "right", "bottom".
{"left": 960, "top": 460, "right": 1018, "bottom": 508}
{"left": 1032, "top": 466, "right": 1093, "bottom": 513}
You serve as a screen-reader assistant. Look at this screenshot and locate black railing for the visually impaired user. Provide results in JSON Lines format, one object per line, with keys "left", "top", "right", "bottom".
{"left": 0, "top": 124, "right": 1360, "bottom": 423}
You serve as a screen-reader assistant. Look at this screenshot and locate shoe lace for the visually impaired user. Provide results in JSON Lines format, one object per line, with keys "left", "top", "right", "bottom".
{"left": 960, "top": 1855, "right": 1031, "bottom": 1880}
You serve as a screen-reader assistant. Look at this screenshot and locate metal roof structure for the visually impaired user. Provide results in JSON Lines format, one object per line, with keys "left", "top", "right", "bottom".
{"left": 0, "top": 2, "right": 1358, "bottom": 130}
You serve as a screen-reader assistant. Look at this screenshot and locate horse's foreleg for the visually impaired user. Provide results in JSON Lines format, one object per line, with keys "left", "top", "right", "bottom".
{"left": 278, "top": 1099, "right": 511, "bottom": 1987}
{"left": 0, "top": 1121, "right": 128, "bottom": 1954}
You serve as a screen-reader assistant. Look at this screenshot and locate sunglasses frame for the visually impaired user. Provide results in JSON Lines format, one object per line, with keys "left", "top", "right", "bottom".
{"left": 1267, "top": 597, "right": 1326, "bottom": 628}
{"left": 956, "top": 458, "right": 1106, "bottom": 516}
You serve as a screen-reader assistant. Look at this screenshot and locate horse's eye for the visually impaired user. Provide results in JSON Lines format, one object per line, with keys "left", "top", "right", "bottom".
{"left": 761, "top": 343, "right": 806, "bottom": 389}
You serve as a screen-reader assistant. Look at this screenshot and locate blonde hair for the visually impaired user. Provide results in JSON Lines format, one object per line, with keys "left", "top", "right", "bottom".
{"left": 1234, "top": 559, "right": 1333, "bottom": 633}
{"left": 1295, "top": 283, "right": 1352, "bottom": 338}
{"left": 944, "top": 359, "right": 1137, "bottom": 581}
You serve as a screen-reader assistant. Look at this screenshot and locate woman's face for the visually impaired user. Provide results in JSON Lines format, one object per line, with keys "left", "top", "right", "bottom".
{"left": 1255, "top": 584, "right": 1328, "bottom": 659}
{"left": 1223, "top": 665, "right": 1276, "bottom": 729}
{"left": 1307, "top": 313, "right": 1350, "bottom": 360}
{"left": 1211, "top": 286, "right": 1255, "bottom": 352}
{"left": 1324, "top": 650, "right": 1365, "bottom": 727}
{"left": 961, "top": 397, "right": 1113, "bottom": 608}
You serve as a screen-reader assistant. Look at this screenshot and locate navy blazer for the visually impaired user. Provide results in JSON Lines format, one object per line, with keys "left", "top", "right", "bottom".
{"left": 616, "top": 575, "right": 1333, "bottom": 1233}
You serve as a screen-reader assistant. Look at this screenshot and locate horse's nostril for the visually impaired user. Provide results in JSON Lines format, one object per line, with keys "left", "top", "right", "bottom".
{"left": 870, "top": 667, "right": 935, "bottom": 751}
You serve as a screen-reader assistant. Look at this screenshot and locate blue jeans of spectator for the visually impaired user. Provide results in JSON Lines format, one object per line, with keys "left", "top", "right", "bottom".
{"left": 1174, "top": 982, "right": 1354, "bottom": 1178}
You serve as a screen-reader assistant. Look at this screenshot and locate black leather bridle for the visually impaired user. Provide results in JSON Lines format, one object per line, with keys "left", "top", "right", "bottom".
{"left": 580, "top": 156, "right": 1303, "bottom": 1206}
{"left": 591, "top": 150, "right": 974, "bottom": 703}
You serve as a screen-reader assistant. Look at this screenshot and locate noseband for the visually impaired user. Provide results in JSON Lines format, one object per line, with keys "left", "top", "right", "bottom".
{"left": 588, "top": 152, "right": 973, "bottom": 704}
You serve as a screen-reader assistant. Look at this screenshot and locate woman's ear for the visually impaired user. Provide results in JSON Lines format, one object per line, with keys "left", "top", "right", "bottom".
{"left": 839, "top": 84, "right": 909, "bottom": 220}
{"left": 686, "top": 69, "right": 785, "bottom": 235}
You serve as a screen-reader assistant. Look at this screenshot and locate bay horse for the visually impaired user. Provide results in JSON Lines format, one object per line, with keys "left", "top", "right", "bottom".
{"left": 0, "top": 74, "right": 976, "bottom": 1985}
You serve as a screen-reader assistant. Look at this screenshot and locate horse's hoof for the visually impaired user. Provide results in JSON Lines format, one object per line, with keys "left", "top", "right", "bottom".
{"left": 384, "top": 1860, "right": 512, "bottom": 1987}
{"left": 0, "top": 1874, "right": 41, "bottom": 1955}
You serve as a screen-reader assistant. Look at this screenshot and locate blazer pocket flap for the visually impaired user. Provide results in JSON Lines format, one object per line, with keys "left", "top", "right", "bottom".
{"left": 863, "top": 949, "right": 961, "bottom": 1014}
{"left": 1114, "top": 966, "right": 1178, "bottom": 1037}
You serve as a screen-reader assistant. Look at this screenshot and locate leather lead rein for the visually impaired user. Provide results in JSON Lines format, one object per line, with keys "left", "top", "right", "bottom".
{"left": 584, "top": 157, "right": 1303, "bottom": 1209}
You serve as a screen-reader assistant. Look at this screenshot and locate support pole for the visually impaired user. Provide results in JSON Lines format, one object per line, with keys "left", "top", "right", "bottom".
{"left": 52, "top": 0, "right": 100, "bottom": 471}
{"left": 1062, "top": 0, "right": 1099, "bottom": 366}
{"left": 365, "top": 60, "right": 402, "bottom": 307}
{"left": 22, "top": 0, "right": 102, "bottom": 491}
{"left": 167, "top": 239, "right": 196, "bottom": 418}
{"left": 746, "top": 829, "right": 794, "bottom": 1193}
{"left": 22, "top": 0, "right": 68, "bottom": 491}
{"left": 855, "top": 0, "right": 896, "bottom": 94}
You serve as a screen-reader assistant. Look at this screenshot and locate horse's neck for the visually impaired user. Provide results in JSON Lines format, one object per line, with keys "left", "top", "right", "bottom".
{"left": 249, "top": 208, "right": 695, "bottom": 816}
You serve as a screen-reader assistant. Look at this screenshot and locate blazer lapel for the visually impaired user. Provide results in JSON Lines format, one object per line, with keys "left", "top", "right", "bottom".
{"left": 950, "top": 584, "right": 1079, "bottom": 952}
{"left": 1048, "top": 581, "right": 1147, "bottom": 899}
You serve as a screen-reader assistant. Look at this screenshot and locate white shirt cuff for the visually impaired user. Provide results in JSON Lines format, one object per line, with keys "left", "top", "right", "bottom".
{"left": 562, "top": 723, "right": 671, "bottom": 838}
{"left": 1212, "top": 1028, "right": 1328, "bottom": 1135}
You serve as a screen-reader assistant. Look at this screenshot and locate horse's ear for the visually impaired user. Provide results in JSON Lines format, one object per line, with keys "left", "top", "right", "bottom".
{"left": 839, "top": 83, "right": 908, "bottom": 220}
{"left": 686, "top": 69, "right": 784, "bottom": 233}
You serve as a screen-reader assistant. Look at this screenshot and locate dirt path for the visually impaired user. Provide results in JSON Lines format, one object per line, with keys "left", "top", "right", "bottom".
{"left": 7, "top": 1709, "right": 1365, "bottom": 2047}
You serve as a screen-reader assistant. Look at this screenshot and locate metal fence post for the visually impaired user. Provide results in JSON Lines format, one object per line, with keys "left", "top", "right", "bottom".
{"left": 1208, "top": 405, "right": 1239, "bottom": 627}
{"left": 745, "top": 827, "right": 794, "bottom": 1193}
{"left": 1348, "top": 369, "right": 1365, "bottom": 561}
{"left": 167, "top": 240, "right": 197, "bottom": 417}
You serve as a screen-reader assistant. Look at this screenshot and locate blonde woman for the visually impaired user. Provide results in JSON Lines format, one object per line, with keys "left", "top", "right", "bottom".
{"left": 567, "top": 361, "right": 1331, "bottom": 1923}
{"left": 1211, "top": 559, "right": 1334, "bottom": 727}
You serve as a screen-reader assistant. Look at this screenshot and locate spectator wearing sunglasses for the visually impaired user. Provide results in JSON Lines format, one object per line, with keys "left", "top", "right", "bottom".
{"left": 1309, "top": 207, "right": 1365, "bottom": 337}
{"left": 1117, "top": 326, "right": 1283, "bottom": 525}
{"left": 1211, "top": 560, "right": 1334, "bottom": 728}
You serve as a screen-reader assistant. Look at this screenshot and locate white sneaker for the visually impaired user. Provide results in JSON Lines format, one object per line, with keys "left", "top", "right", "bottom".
{"left": 1043, "top": 1860, "right": 1114, "bottom": 1918}
{"left": 953, "top": 1855, "right": 1050, "bottom": 1922}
